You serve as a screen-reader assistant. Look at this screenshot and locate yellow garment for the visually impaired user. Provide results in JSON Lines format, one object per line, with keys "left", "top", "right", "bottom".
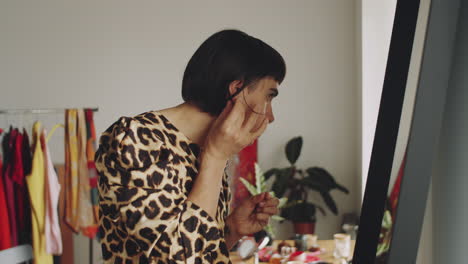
{"left": 26, "top": 121, "right": 53, "bottom": 264}
{"left": 46, "top": 123, "right": 64, "bottom": 143}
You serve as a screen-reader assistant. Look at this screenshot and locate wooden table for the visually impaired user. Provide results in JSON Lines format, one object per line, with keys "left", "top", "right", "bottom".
{"left": 230, "top": 240, "right": 355, "bottom": 264}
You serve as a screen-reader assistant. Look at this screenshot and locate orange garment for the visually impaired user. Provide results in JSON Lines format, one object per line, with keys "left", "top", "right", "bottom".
{"left": 64, "top": 109, "right": 95, "bottom": 236}
{"left": 64, "top": 109, "right": 79, "bottom": 232}
{"left": 76, "top": 109, "right": 95, "bottom": 237}
{"left": 85, "top": 109, "right": 99, "bottom": 237}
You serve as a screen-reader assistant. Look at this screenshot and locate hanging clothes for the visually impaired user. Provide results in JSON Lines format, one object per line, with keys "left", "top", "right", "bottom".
{"left": 26, "top": 121, "right": 53, "bottom": 264}
{"left": 0, "top": 128, "right": 13, "bottom": 250}
{"left": 20, "top": 128, "right": 33, "bottom": 244}
{"left": 22, "top": 128, "right": 33, "bottom": 176}
{"left": 12, "top": 129, "right": 32, "bottom": 245}
{"left": 2, "top": 127, "right": 18, "bottom": 246}
{"left": 64, "top": 109, "right": 79, "bottom": 232}
{"left": 11, "top": 130, "right": 24, "bottom": 183}
{"left": 85, "top": 108, "right": 99, "bottom": 238}
{"left": 76, "top": 109, "right": 95, "bottom": 238}
{"left": 42, "top": 125, "right": 63, "bottom": 255}
{"left": 64, "top": 109, "right": 95, "bottom": 236}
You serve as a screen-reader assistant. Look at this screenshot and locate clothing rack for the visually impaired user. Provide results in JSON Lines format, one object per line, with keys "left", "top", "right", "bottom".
{"left": 0, "top": 107, "right": 99, "bottom": 264}
{"left": 0, "top": 108, "right": 99, "bottom": 115}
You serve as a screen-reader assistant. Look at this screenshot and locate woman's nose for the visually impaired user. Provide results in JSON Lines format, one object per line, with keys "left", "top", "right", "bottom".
{"left": 267, "top": 106, "right": 275, "bottom": 123}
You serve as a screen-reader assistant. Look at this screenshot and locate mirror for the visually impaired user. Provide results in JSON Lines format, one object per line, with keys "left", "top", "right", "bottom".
{"left": 373, "top": 0, "right": 431, "bottom": 262}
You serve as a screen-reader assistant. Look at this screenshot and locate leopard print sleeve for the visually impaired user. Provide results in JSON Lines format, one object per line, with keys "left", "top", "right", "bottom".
{"left": 95, "top": 113, "right": 231, "bottom": 264}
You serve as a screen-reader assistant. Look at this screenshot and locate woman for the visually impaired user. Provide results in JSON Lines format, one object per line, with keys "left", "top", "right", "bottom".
{"left": 95, "top": 29, "right": 286, "bottom": 263}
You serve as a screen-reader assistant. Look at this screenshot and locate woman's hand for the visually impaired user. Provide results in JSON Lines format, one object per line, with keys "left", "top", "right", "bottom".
{"left": 190, "top": 98, "right": 268, "bottom": 219}
{"left": 226, "top": 192, "right": 280, "bottom": 238}
{"left": 203, "top": 98, "right": 268, "bottom": 161}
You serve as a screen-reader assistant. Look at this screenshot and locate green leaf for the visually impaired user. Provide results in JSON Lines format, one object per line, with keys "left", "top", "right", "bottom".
{"left": 254, "top": 163, "right": 264, "bottom": 193}
{"left": 301, "top": 176, "right": 325, "bottom": 192}
{"left": 285, "top": 136, "right": 303, "bottom": 165}
{"left": 278, "top": 197, "right": 288, "bottom": 208}
{"left": 264, "top": 168, "right": 280, "bottom": 180}
{"left": 271, "top": 168, "right": 292, "bottom": 198}
{"left": 320, "top": 191, "right": 338, "bottom": 215}
{"left": 336, "top": 183, "right": 350, "bottom": 194}
{"left": 240, "top": 178, "right": 258, "bottom": 196}
{"left": 382, "top": 210, "right": 393, "bottom": 229}
{"left": 303, "top": 167, "right": 349, "bottom": 215}
{"left": 306, "top": 167, "right": 336, "bottom": 190}
{"left": 271, "top": 215, "right": 285, "bottom": 221}
{"left": 264, "top": 224, "right": 275, "bottom": 238}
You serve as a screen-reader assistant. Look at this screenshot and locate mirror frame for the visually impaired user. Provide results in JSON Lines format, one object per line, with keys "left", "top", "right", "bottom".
{"left": 353, "top": 0, "right": 421, "bottom": 262}
{"left": 353, "top": 0, "right": 462, "bottom": 263}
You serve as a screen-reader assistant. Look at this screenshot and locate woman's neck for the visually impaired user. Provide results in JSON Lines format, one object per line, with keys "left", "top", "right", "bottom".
{"left": 158, "top": 102, "right": 216, "bottom": 146}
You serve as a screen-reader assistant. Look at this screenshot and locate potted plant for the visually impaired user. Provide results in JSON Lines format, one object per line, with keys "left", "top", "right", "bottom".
{"left": 264, "top": 136, "right": 349, "bottom": 234}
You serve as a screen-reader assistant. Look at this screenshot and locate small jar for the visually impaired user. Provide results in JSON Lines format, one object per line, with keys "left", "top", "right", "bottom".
{"left": 293, "top": 234, "right": 307, "bottom": 251}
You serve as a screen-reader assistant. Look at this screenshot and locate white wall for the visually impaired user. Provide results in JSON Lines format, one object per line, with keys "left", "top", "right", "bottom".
{"left": 0, "top": 0, "right": 359, "bottom": 261}
{"left": 261, "top": 1, "right": 359, "bottom": 240}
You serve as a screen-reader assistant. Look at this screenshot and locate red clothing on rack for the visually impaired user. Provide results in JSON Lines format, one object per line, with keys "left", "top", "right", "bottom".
{"left": 14, "top": 130, "right": 32, "bottom": 244}
{"left": 2, "top": 128, "right": 18, "bottom": 246}
{"left": 12, "top": 131, "right": 24, "bottom": 184}
{"left": 0, "top": 129, "right": 13, "bottom": 250}
{"left": 21, "top": 129, "right": 33, "bottom": 244}
{"left": 22, "top": 128, "right": 32, "bottom": 175}
{"left": 1, "top": 128, "right": 32, "bottom": 246}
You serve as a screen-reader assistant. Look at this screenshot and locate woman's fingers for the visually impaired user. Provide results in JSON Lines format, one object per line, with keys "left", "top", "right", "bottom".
{"left": 262, "top": 197, "right": 279, "bottom": 207}
{"left": 255, "top": 213, "right": 270, "bottom": 222}
{"left": 250, "top": 116, "right": 268, "bottom": 141}
{"left": 256, "top": 206, "right": 279, "bottom": 215}
{"left": 225, "top": 96, "right": 246, "bottom": 127}
{"left": 230, "top": 100, "right": 268, "bottom": 146}
{"left": 217, "top": 100, "right": 234, "bottom": 123}
{"left": 242, "top": 103, "right": 264, "bottom": 132}
{"left": 204, "top": 95, "right": 270, "bottom": 161}
{"left": 251, "top": 193, "right": 265, "bottom": 203}
{"left": 255, "top": 195, "right": 279, "bottom": 214}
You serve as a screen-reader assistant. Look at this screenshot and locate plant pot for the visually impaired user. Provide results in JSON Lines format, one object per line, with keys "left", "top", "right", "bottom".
{"left": 293, "top": 222, "right": 316, "bottom": 234}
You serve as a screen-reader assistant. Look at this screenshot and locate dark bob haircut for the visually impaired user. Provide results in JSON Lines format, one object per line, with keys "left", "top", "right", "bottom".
{"left": 181, "top": 29, "right": 286, "bottom": 116}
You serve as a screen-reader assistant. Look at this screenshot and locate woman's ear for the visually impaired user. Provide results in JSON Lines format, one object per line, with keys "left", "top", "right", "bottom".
{"left": 228, "top": 80, "right": 243, "bottom": 98}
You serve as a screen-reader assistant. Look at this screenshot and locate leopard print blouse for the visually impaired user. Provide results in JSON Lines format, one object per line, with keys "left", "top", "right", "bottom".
{"left": 95, "top": 110, "right": 232, "bottom": 264}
